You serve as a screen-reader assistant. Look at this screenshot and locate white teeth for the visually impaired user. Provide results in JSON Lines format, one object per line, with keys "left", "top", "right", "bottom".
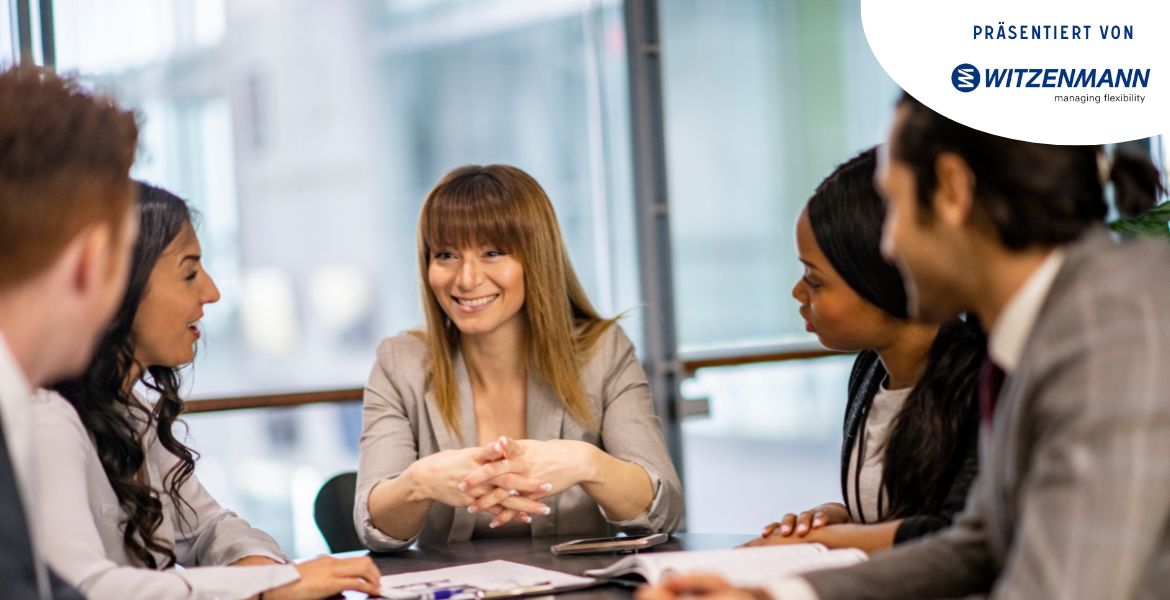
{"left": 455, "top": 295, "right": 498, "bottom": 307}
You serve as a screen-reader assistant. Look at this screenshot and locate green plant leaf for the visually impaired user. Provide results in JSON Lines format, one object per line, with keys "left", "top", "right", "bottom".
{"left": 1109, "top": 201, "right": 1170, "bottom": 241}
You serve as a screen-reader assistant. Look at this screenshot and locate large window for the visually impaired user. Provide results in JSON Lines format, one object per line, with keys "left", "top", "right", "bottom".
{"left": 51, "top": 0, "right": 638, "bottom": 555}
{"left": 661, "top": 0, "right": 897, "bottom": 351}
{"left": 1, "top": 2, "right": 14, "bottom": 64}
{"left": 54, "top": 0, "right": 637, "bottom": 399}
{"left": 658, "top": 0, "right": 898, "bottom": 533}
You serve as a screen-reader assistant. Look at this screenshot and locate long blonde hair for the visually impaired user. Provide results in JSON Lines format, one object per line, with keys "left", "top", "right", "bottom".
{"left": 417, "top": 164, "right": 615, "bottom": 439}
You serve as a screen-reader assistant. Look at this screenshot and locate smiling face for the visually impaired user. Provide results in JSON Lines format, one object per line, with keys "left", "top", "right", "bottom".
{"left": 427, "top": 243, "right": 526, "bottom": 339}
{"left": 129, "top": 223, "right": 220, "bottom": 368}
{"left": 791, "top": 209, "right": 899, "bottom": 351}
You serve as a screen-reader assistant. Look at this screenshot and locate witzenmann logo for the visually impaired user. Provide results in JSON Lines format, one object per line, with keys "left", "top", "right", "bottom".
{"left": 952, "top": 63, "right": 980, "bottom": 92}
{"left": 951, "top": 64, "right": 1150, "bottom": 91}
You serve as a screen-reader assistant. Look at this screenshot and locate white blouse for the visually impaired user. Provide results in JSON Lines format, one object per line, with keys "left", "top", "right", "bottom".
{"left": 845, "top": 384, "right": 912, "bottom": 524}
{"left": 31, "top": 390, "right": 299, "bottom": 600}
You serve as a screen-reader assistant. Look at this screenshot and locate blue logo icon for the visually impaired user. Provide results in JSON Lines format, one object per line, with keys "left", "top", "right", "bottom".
{"left": 952, "top": 64, "right": 980, "bottom": 92}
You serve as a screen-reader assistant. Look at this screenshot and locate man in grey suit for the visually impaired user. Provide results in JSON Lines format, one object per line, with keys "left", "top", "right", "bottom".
{"left": 0, "top": 64, "right": 139, "bottom": 600}
{"left": 639, "top": 95, "right": 1170, "bottom": 600}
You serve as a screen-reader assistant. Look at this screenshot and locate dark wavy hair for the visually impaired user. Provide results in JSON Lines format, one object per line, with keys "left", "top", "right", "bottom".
{"left": 808, "top": 147, "right": 985, "bottom": 520}
{"left": 893, "top": 92, "right": 1163, "bottom": 249}
{"left": 52, "top": 182, "right": 199, "bottom": 569}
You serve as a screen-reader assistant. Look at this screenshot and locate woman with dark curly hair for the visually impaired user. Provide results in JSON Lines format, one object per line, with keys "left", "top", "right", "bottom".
{"left": 32, "top": 183, "right": 380, "bottom": 600}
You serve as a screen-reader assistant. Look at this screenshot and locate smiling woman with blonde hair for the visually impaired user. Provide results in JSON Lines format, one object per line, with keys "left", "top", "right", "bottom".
{"left": 356, "top": 164, "right": 682, "bottom": 550}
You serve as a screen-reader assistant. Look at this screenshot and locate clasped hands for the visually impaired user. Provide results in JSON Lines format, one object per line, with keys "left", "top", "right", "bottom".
{"left": 408, "top": 435, "right": 595, "bottom": 528}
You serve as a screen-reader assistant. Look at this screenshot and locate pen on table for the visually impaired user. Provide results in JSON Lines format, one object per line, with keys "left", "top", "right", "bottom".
{"left": 421, "top": 586, "right": 468, "bottom": 600}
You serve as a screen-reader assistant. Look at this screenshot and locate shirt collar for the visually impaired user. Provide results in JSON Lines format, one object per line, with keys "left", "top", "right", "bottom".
{"left": 0, "top": 332, "right": 33, "bottom": 413}
{"left": 988, "top": 249, "right": 1065, "bottom": 373}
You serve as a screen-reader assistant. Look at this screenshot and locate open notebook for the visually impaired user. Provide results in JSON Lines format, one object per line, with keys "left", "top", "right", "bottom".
{"left": 584, "top": 543, "right": 866, "bottom": 586}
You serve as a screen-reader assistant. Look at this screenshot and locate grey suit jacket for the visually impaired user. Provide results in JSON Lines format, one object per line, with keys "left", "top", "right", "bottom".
{"left": 355, "top": 325, "right": 683, "bottom": 551}
{"left": 804, "top": 228, "right": 1170, "bottom": 599}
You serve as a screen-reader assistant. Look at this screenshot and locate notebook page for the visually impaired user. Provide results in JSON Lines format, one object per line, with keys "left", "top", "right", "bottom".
{"left": 587, "top": 544, "right": 864, "bottom": 585}
{"left": 378, "top": 560, "right": 594, "bottom": 599}
{"left": 657, "top": 546, "right": 866, "bottom": 586}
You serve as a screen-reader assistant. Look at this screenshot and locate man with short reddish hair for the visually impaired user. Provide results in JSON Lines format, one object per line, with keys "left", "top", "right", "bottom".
{"left": 0, "top": 63, "right": 140, "bottom": 600}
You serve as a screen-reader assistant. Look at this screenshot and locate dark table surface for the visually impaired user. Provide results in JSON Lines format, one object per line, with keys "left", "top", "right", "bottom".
{"left": 369, "top": 533, "right": 754, "bottom": 599}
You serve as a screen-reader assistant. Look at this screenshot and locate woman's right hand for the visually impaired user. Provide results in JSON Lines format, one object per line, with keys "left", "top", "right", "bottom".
{"left": 261, "top": 555, "right": 381, "bottom": 600}
{"left": 752, "top": 502, "right": 850, "bottom": 543}
{"left": 407, "top": 446, "right": 549, "bottom": 513}
{"left": 403, "top": 447, "right": 500, "bottom": 507}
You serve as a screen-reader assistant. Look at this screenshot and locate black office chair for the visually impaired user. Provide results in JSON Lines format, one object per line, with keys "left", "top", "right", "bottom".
{"left": 314, "top": 471, "right": 364, "bottom": 553}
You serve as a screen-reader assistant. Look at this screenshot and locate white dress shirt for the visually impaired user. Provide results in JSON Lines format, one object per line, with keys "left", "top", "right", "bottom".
{"left": 987, "top": 250, "right": 1065, "bottom": 373}
{"left": 0, "top": 332, "right": 51, "bottom": 599}
{"left": 31, "top": 390, "right": 299, "bottom": 600}
{"left": 767, "top": 249, "right": 1066, "bottom": 600}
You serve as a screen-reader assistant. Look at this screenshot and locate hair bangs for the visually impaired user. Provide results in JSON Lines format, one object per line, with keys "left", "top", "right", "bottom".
{"left": 422, "top": 172, "right": 523, "bottom": 256}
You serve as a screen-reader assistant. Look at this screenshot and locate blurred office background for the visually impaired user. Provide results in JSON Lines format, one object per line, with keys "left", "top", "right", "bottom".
{"left": 4, "top": 0, "right": 1165, "bottom": 556}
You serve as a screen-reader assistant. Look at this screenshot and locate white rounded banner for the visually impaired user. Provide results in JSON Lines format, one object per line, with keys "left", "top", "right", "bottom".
{"left": 861, "top": 0, "right": 1170, "bottom": 144}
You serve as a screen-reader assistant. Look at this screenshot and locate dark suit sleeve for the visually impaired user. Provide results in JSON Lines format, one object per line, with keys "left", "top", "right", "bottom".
{"left": 979, "top": 291, "right": 1170, "bottom": 598}
{"left": 49, "top": 568, "right": 84, "bottom": 600}
{"left": 802, "top": 474, "right": 998, "bottom": 599}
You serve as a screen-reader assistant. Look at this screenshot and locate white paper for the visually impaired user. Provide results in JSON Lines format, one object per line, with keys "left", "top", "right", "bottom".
{"left": 377, "top": 560, "right": 595, "bottom": 599}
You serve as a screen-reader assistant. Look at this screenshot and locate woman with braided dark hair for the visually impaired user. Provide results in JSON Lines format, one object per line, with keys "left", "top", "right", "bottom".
{"left": 33, "top": 183, "right": 380, "bottom": 600}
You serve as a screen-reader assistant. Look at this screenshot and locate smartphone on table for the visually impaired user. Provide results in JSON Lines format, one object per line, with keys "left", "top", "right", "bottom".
{"left": 549, "top": 532, "right": 669, "bottom": 555}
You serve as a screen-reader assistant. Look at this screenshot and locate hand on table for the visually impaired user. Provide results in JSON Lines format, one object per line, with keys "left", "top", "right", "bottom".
{"left": 262, "top": 555, "right": 381, "bottom": 600}
{"left": 231, "top": 555, "right": 282, "bottom": 567}
{"left": 742, "top": 503, "right": 850, "bottom": 547}
{"left": 635, "top": 574, "right": 768, "bottom": 600}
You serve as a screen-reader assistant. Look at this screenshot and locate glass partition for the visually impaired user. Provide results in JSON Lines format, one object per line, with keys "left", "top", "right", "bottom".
{"left": 53, "top": 0, "right": 637, "bottom": 554}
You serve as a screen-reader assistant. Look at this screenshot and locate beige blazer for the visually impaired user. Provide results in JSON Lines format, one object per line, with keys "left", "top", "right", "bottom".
{"left": 803, "top": 228, "right": 1170, "bottom": 599}
{"left": 354, "top": 325, "right": 682, "bottom": 551}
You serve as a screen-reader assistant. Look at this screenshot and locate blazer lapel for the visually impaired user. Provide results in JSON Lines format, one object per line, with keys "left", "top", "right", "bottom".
{"left": 981, "top": 229, "right": 1104, "bottom": 561}
{"left": 525, "top": 372, "right": 564, "bottom": 538}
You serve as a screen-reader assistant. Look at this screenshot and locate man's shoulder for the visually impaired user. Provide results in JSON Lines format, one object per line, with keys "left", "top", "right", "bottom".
{"left": 1058, "top": 229, "right": 1170, "bottom": 301}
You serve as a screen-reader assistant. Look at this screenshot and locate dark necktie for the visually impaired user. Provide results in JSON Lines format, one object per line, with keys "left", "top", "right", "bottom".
{"left": 979, "top": 359, "right": 1006, "bottom": 425}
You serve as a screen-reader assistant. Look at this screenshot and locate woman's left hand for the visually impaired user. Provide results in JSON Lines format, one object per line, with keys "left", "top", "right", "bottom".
{"left": 230, "top": 555, "right": 282, "bottom": 567}
{"left": 741, "top": 529, "right": 825, "bottom": 548}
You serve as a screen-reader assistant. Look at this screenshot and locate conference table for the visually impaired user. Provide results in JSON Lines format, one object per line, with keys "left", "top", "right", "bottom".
{"left": 369, "top": 533, "right": 755, "bottom": 599}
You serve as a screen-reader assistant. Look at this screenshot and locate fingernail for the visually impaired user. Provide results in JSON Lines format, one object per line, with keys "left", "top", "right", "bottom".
{"left": 780, "top": 525, "right": 791, "bottom": 534}
{"left": 489, "top": 521, "right": 500, "bottom": 529}
{"left": 493, "top": 442, "right": 502, "bottom": 453}
{"left": 467, "top": 506, "right": 478, "bottom": 514}
{"left": 457, "top": 482, "right": 468, "bottom": 492}
{"left": 508, "top": 489, "right": 519, "bottom": 497}
{"left": 540, "top": 506, "right": 551, "bottom": 516}
{"left": 498, "top": 435, "right": 507, "bottom": 444}
{"left": 540, "top": 483, "right": 553, "bottom": 492}
{"left": 519, "top": 514, "right": 532, "bottom": 524}
{"left": 797, "top": 525, "right": 807, "bottom": 534}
